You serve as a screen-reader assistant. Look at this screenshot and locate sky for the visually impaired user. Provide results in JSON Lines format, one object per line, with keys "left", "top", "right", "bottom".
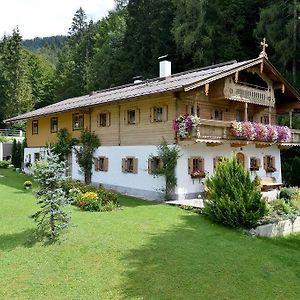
{"left": 0, "top": 0, "right": 116, "bottom": 39}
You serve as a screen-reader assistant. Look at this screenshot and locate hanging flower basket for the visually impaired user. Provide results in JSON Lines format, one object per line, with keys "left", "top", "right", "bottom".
{"left": 230, "top": 121, "right": 291, "bottom": 143}
{"left": 173, "top": 114, "right": 201, "bottom": 138}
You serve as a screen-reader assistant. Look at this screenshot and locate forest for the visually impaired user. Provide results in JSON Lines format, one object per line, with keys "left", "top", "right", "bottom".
{"left": 0, "top": 0, "right": 299, "bottom": 182}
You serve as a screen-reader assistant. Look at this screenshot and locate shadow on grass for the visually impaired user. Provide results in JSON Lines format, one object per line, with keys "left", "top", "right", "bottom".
{"left": 120, "top": 213, "right": 300, "bottom": 299}
{"left": 118, "top": 194, "right": 159, "bottom": 208}
{"left": 0, "top": 228, "right": 60, "bottom": 251}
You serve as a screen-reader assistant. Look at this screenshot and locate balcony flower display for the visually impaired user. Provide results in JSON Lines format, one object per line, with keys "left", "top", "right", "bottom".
{"left": 231, "top": 121, "right": 291, "bottom": 142}
{"left": 173, "top": 114, "right": 201, "bottom": 138}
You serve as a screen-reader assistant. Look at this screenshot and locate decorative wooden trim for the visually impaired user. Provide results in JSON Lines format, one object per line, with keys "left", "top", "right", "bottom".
{"left": 255, "top": 143, "right": 272, "bottom": 148}
{"left": 230, "top": 142, "right": 248, "bottom": 148}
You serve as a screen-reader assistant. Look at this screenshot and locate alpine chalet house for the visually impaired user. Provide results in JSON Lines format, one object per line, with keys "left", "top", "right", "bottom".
{"left": 5, "top": 42, "right": 300, "bottom": 200}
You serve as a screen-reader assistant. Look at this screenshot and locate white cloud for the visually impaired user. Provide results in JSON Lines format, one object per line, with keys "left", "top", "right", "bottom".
{"left": 0, "top": 0, "right": 116, "bottom": 39}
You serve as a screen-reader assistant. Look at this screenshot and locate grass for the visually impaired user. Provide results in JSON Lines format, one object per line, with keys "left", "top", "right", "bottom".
{"left": 0, "top": 168, "right": 300, "bottom": 299}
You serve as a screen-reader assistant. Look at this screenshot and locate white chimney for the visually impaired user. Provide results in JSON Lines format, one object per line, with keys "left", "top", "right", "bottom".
{"left": 159, "top": 55, "right": 171, "bottom": 78}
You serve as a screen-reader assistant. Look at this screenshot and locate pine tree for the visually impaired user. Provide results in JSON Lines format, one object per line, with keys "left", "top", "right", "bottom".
{"left": 32, "top": 150, "right": 71, "bottom": 240}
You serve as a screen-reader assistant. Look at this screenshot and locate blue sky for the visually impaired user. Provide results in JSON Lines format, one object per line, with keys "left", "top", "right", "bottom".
{"left": 0, "top": 0, "right": 115, "bottom": 39}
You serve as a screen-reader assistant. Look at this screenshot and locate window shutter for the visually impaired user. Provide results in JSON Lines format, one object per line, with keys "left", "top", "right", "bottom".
{"left": 150, "top": 107, "right": 154, "bottom": 123}
{"left": 148, "top": 158, "right": 153, "bottom": 174}
{"left": 133, "top": 158, "right": 138, "bottom": 174}
{"left": 188, "top": 158, "right": 193, "bottom": 175}
{"left": 122, "top": 158, "right": 126, "bottom": 173}
{"left": 135, "top": 109, "right": 140, "bottom": 124}
{"left": 163, "top": 105, "right": 168, "bottom": 121}
{"left": 200, "top": 158, "right": 204, "bottom": 172}
{"left": 263, "top": 156, "right": 267, "bottom": 170}
{"left": 124, "top": 111, "right": 128, "bottom": 124}
{"left": 213, "top": 157, "right": 218, "bottom": 170}
{"left": 94, "top": 158, "right": 99, "bottom": 171}
{"left": 107, "top": 112, "right": 111, "bottom": 127}
{"left": 271, "top": 156, "right": 275, "bottom": 168}
{"left": 104, "top": 158, "right": 109, "bottom": 172}
{"left": 256, "top": 158, "right": 261, "bottom": 168}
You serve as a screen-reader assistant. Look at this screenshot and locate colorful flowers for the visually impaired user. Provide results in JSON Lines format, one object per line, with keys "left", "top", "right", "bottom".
{"left": 23, "top": 180, "right": 32, "bottom": 188}
{"left": 231, "top": 121, "right": 291, "bottom": 142}
{"left": 173, "top": 114, "right": 201, "bottom": 138}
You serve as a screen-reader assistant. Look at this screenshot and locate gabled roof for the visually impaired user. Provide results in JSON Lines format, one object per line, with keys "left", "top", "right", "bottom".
{"left": 5, "top": 56, "right": 300, "bottom": 123}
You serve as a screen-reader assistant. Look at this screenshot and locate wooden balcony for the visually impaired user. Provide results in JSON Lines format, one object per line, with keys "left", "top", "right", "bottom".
{"left": 223, "top": 78, "right": 275, "bottom": 107}
{"left": 177, "top": 119, "right": 300, "bottom": 147}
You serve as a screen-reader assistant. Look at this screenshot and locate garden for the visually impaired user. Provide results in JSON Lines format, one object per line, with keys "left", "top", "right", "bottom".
{"left": 1, "top": 162, "right": 300, "bottom": 299}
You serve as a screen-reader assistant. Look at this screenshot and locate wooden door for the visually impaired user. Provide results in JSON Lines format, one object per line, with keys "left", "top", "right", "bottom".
{"left": 236, "top": 152, "right": 245, "bottom": 168}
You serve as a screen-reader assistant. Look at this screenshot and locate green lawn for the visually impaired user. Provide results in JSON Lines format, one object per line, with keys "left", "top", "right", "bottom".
{"left": 0, "top": 169, "right": 299, "bottom": 300}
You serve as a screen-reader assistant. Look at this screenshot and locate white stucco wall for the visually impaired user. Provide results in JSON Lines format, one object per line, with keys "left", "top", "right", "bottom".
{"left": 72, "top": 145, "right": 166, "bottom": 200}
{"left": 175, "top": 142, "right": 282, "bottom": 199}
{"left": 24, "top": 143, "right": 282, "bottom": 200}
{"left": 23, "top": 147, "right": 47, "bottom": 174}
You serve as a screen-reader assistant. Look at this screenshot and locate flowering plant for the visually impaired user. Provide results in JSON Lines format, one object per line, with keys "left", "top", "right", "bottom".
{"left": 265, "top": 166, "right": 277, "bottom": 173}
{"left": 191, "top": 170, "right": 206, "bottom": 178}
{"left": 79, "top": 192, "right": 99, "bottom": 211}
{"left": 231, "top": 121, "right": 291, "bottom": 142}
{"left": 24, "top": 180, "right": 32, "bottom": 187}
{"left": 173, "top": 114, "right": 201, "bottom": 138}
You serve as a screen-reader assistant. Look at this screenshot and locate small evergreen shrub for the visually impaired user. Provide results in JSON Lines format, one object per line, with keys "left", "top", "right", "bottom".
{"left": 279, "top": 187, "right": 293, "bottom": 201}
{"left": 0, "top": 160, "right": 10, "bottom": 168}
{"left": 204, "top": 157, "right": 266, "bottom": 228}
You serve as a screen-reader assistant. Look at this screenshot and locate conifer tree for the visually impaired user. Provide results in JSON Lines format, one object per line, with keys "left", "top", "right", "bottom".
{"left": 32, "top": 150, "right": 71, "bottom": 240}
{"left": 204, "top": 157, "right": 266, "bottom": 228}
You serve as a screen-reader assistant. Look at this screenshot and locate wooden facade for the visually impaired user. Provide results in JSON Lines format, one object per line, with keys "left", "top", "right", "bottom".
{"left": 25, "top": 71, "right": 298, "bottom": 148}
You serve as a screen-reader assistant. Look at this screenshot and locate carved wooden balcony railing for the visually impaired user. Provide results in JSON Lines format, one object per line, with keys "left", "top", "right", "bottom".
{"left": 176, "top": 119, "right": 300, "bottom": 145}
{"left": 224, "top": 78, "right": 275, "bottom": 107}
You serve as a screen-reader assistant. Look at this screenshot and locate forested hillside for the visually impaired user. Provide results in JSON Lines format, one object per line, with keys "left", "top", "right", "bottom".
{"left": 0, "top": 0, "right": 299, "bottom": 126}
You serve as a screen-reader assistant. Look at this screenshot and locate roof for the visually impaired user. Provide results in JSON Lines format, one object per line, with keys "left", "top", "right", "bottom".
{"left": 5, "top": 56, "right": 300, "bottom": 123}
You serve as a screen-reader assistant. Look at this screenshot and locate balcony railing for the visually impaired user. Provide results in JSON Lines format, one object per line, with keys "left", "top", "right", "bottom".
{"left": 175, "top": 119, "right": 300, "bottom": 145}
{"left": 223, "top": 78, "right": 275, "bottom": 107}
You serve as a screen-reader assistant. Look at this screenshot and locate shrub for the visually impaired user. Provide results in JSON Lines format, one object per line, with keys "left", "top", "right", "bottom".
{"left": 61, "top": 180, "right": 118, "bottom": 211}
{"left": 0, "top": 160, "right": 10, "bottom": 169}
{"left": 279, "top": 187, "right": 293, "bottom": 201}
{"left": 24, "top": 180, "right": 32, "bottom": 188}
{"left": 204, "top": 157, "right": 266, "bottom": 228}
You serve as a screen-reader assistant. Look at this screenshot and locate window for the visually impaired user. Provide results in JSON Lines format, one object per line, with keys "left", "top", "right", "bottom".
{"left": 248, "top": 115, "right": 254, "bottom": 122}
{"left": 212, "top": 110, "right": 223, "bottom": 120}
{"left": 95, "top": 157, "right": 109, "bottom": 172}
{"left": 127, "top": 110, "right": 136, "bottom": 124}
{"left": 250, "top": 157, "right": 260, "bottom": 171}
{"left": 186, "top": 104, "right": 200, "bottom": 116}
{"left": 73, "top": 113, "right": 84, "bottom": 131}
{"left": 148, "top": 157, "right": 162, "bottom": 174}
{"left": 235, "top": 110, "right": 241, "bottom": 122}
{"left": 213, "top": 156, "right": 224, "bottom": 170}
{"left": 98, "top": 112, "right": 110, "bottom": 127}
{"left": 263, "top": 155, "right": 276, "bottom": 173}
{"left": 261, "top": 115, "right": 269, "bottom": 124}
{"left": 151, "top": 106, "right": 168, "bottom": 122}
{"left": 188, "top": 157, "right": 205, "bottom": 177}
{"left": 122, "top": 157, "right": 138, "bottom": 174}
{"left": 32, "top": 120, "right": 39, "bottom": 135}
{"left": 34, "top": 152, "right": 40, "bottom": 161}
{"left": 50, "top": 117, "right": 58, "bottom": 133}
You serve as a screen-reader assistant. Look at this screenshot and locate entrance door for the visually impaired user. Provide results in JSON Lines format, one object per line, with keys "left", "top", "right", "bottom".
{"left": 236, "top": 152, "right": 245, "bottom": 168}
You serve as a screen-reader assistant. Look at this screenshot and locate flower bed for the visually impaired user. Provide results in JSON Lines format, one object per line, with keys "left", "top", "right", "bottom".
{"left": 231, "top": 121, "right": 291, "bottom": 142}
{"left": 173, "top": 114, "right": 201, "bottom": 138}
